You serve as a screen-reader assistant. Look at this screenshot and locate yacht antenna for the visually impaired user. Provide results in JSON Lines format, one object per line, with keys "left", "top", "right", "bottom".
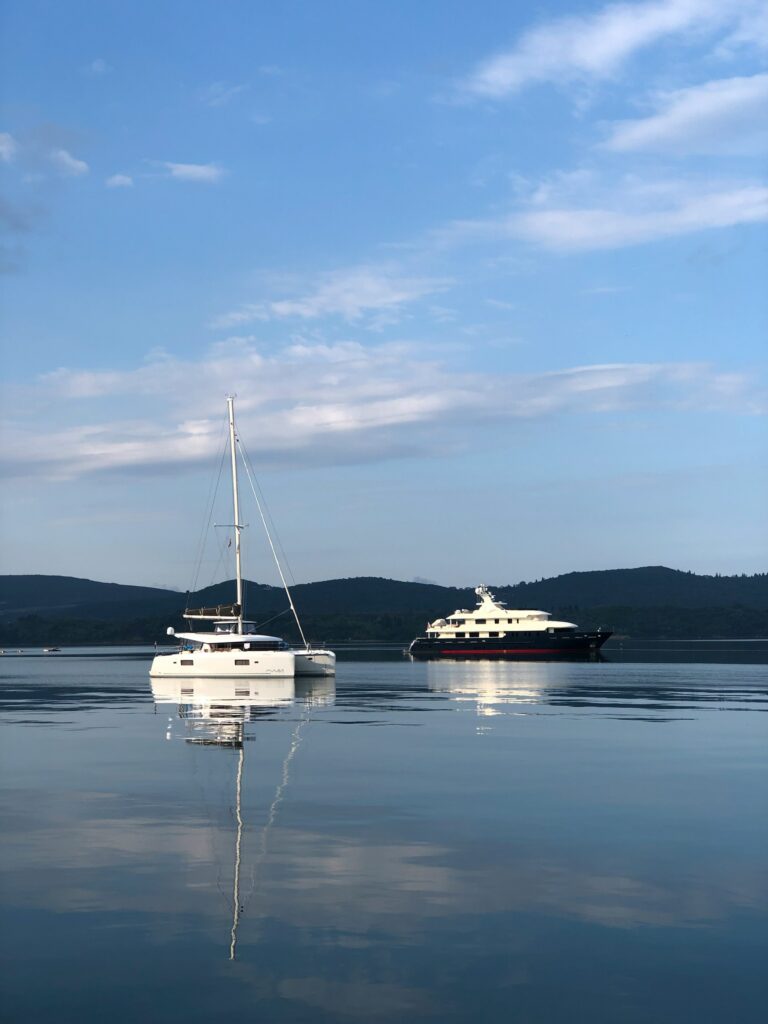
{"left": 227, "top": 396, "right": 244, "bottom": 632}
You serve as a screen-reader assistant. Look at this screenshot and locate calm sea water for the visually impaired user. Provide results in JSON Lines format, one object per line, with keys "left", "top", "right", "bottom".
{"left": 1, "top": 651, "right": 766, "bottom": 1023}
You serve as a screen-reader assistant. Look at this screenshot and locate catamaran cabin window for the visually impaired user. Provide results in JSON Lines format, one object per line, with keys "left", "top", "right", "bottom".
{"left": 469, "top": 632, "right": 479, "bottom": 638}
{"left": 456, "top": 632, "right": 465, "bottom": 638}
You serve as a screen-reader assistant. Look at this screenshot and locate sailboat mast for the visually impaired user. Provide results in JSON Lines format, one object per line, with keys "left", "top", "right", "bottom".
{"left": 227, "top": 396, "right": 244, "bottom": 631}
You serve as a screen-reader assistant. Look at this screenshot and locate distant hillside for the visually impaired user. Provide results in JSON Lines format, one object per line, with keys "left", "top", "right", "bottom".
{"left": 495, "top": 567, "right": 768, "bottom": 610}
{"left": 3, "top": 568, "right": 766, "bottom": 621}
{"left": 0, "top": 568, "right": 766, "bottom": 643}
{"left": 0, "top": 575, "right": 179, "bottom": 617}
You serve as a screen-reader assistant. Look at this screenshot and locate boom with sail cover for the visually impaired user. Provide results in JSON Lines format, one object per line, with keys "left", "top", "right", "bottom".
{"left": 184, "top": 603, "right": 241, "bottom": 620}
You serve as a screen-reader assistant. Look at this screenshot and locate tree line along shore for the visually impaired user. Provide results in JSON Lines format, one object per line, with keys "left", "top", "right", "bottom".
{"left": 1, "top": 567, "right": 766, "bottom": 644}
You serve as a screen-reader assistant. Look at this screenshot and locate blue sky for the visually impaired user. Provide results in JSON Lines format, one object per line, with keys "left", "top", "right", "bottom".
{"left": 1, "top": 0, "right": 766, "bottom": 589}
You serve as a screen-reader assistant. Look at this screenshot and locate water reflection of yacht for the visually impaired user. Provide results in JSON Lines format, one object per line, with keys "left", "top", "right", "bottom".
{"left": 150, "top": 674, "right": 334, "bottom": 959}
{"left": 426, "top": 660, "right": 558, "bottom": 715}
{"left": 151, "top": 676, "right": 296, "bottom": 714}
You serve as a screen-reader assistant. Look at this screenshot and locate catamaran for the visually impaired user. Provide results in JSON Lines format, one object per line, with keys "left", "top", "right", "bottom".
{"left": 149, "top": 397, "right": 335, "bottom": 679}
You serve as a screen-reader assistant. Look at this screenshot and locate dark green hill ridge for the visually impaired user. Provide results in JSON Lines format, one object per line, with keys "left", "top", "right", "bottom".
{"left": 0, "top": 575, "right": 178, "bottom": 616}
{"left": 1, "top": 568, "right": 766, "bottom": 643}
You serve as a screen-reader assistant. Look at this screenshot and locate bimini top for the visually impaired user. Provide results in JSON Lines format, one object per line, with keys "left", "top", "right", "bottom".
{"left": 169, "top": 621, "right": 286, "bottom": 645}
{"left": 173, "top": 632, "right": 286, "bottom": 645}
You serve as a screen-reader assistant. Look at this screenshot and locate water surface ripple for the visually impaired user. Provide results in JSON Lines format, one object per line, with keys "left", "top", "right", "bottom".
{"left": 1, "top": 653, "right": 766, "bottom": 1023}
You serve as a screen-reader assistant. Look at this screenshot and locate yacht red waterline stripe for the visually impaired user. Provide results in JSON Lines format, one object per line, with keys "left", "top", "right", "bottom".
{"left": 437, "top": 648, "right": 589, "bottom": 655}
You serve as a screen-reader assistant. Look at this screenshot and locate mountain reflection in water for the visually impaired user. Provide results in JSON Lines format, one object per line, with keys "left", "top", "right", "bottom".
{"left": 0, "top": 656, "right": 765, "bottom": 1023}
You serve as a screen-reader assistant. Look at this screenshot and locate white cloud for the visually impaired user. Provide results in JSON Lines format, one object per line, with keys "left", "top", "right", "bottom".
{"left": 512, "top": 182, "right": 768, "bottom": 250}
{"left": 0, "top": 132, "right": 18, "bottom": 163}
{"left": 105, "top": 173, "right": 133, "bottom": 188}
{"left": 199, "top": 81, "right": 248, "bottom": 107}
{"left": 460, "top": 0, "right": 759, "bottom": 98}
{"left": 603, "top": 73, "right": 768, "bottom": 154}
{"left": 161, "top": 161, "right": 225, "bottom": 183}
{"left": 49, "top": 147, "right": 89, "bottom": 176}
{"left": 211, "top": 266, "right": 451, "bottom": 327}
{"left": 85, "top": 58, "right": 111, "bottom": 75}
{"left": 2, "top": 340, "right": 762, "bottom": 478}
{"left": 443, "top": 174, "right": 768, "bottom": 252}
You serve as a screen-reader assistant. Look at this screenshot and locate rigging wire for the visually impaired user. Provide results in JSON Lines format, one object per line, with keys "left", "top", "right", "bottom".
{"left": 249, "top": 606, "right": 292, "bottom": 633}
{"left": 188, "top": 425, "right": 229, "bottom": 599}
{"left": 238, "top": 437, "right": 300, "bottom": 590}
{"left": 236, "top": 438, "right": 309, "bottom": 649}
{"left": 207, "top": 524, "right": 231, "bottom": 592}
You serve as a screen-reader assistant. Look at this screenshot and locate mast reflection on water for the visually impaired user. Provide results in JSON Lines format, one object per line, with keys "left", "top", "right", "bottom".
{"left": 150, "top": 676, "right": 335, "bottom": 960}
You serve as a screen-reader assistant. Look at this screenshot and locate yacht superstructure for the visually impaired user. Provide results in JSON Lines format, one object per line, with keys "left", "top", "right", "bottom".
{"left": 408, "top": 585, "right": 610, "bottom": 658}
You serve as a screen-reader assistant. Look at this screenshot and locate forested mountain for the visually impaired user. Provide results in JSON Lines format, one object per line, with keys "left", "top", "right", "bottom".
{"left": 1, "top": 567, "right": 766, "bottom": 643}
{"left": 0, "top": 575, "right": 178, "bottom": 616}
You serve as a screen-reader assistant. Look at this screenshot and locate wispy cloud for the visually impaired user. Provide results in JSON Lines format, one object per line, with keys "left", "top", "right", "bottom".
{"left": 3, "top": 340, "right": 762, "bottom": 478}
{"left": 512, "top": 181, "right": 768, "bottom": 251}
{"left": 211, "top": 266, "right": 451, "bottom": 327}
{"left": 105, "top": 173, "right": 133, "bottom": 188}
{"left": 199, "top": 81, "right": 248, "bottom": 107}
{"left": 160, "top": 161, "right": 225, "bottom": 183}
{"left": 603, "top": 72, "right": 768, "bottom": 154}
{"left": 49, "top": 147, "right": 89, "bottom": 176}
{"left": 0, "top": 132, "right": 18, "bottom": 163}
{"left": 459, "top": 0, "right": 760, "bottom": 99}
{"left": 440, "top": 173, "right": 768, "bottom": 252}
{"left": 84, "top": 58, "right": 111, "bottom": 75}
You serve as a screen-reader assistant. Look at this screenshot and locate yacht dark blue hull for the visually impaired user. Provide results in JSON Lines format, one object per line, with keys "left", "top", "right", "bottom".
{"left": 408, "top": 630, "right": 611, "bottom": 659}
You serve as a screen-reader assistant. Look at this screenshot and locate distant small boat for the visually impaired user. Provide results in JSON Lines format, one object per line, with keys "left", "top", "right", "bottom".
{"left": 43, "top": 647, "right": 61, "bottom": 654}
{"left": 409, "top": 585, "right": 611, "bottom": 659}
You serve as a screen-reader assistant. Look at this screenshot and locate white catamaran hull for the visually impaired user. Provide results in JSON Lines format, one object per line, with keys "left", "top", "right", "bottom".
{"left": 293, "top": 649, "right": 336, "bottom": 676}
{"left": 149, "top": 650, "right": 295, "bottom": 678}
